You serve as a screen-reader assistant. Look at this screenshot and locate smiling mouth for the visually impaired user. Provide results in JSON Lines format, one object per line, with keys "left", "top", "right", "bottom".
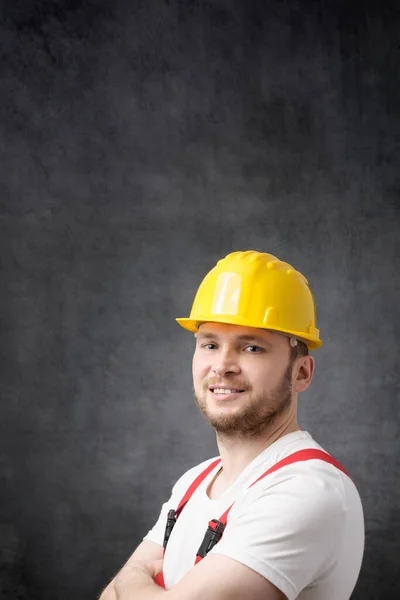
{"left": 210, "top": 388, "right": 245, "bottom": 395}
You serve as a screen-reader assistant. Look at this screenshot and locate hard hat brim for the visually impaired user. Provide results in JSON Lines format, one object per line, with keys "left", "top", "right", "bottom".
{"left": 175, "top": 317, "right": 322, "bottom": 350}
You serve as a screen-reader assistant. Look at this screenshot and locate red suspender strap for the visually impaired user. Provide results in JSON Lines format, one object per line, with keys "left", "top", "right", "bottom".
{"left": 175, "top": 458, "right": 222, "bottom": 516}
{"left": 154, "top": 458, "right": 221, "bottom": 588}
{"left": 154, "top": 572, "right": 165, "bottom": 588}
{"left": 162, "top": 458, "right": 222, "bottom": 554}
{"left": 217, "top": 449, "right": 350, "bottom": 527}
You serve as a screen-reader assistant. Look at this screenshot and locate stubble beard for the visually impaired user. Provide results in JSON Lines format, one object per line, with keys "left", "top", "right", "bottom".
{"left": 194, "top": 361, "right": 294, "bottom": 439}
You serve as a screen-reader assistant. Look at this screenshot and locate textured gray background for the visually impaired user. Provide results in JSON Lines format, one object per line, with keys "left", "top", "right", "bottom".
{"left": 1, "top": 0, "right": 399, "bottom": 598}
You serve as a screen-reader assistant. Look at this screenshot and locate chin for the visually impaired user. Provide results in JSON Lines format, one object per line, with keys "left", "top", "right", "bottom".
{"left": 205, "top": 407, "right": 245, "bottom": 428}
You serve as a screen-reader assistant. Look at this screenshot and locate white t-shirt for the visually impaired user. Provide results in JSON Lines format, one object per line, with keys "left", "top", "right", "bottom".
{"left": 145, "top": 431, "right": 364, "bottom": 599}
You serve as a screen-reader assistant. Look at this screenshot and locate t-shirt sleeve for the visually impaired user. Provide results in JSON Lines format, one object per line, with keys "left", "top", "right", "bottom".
{"left": 210, "top": 464, "right": 346, "bottom": 600}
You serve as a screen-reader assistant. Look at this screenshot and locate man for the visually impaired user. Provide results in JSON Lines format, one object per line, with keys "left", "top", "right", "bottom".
{"left": 100, "top": 250, "right": 364, "bottom": 600}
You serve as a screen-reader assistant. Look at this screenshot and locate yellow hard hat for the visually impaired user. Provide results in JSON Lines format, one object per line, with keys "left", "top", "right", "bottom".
{"left": 176, "top": 250, "right": 322, "bottom": 350}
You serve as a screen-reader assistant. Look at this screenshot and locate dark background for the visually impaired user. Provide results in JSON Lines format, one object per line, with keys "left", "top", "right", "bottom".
{"left": 1, "top": 0, "right": 399, "bottom": 598}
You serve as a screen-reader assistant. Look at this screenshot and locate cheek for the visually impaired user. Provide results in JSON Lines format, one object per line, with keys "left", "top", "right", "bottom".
{"left": 249, "top": 361, "right": 282, "bottom": 388}
{"left": 192, "top": 362, "right": 198, "bottom": 385}
{"left": 192, "top": 354, "right": 207, "bottom": 383}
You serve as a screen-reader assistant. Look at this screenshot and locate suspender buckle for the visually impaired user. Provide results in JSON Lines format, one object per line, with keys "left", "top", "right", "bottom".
{"left": 163, "top": 509, "right": 176, "bottom": 548}
{"left": 196, "top": 519, "right": 225, "bottom": 559}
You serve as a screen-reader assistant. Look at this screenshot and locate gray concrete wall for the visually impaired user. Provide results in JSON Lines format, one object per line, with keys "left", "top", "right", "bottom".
{"left": 1, "top": 1, "right": 399, "bottom": 598}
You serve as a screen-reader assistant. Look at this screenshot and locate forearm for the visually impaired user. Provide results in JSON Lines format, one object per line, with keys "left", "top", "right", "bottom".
{"left": 113, "top": 561, "right": 167, "bottom": 600}
{"left": 100, "top": 541, "right": 164, "bottom": 600}
{"left": 116, "top": 578, "right": 167, "bottom": 600}
{"left": 101, "top": 575, "right": 167, "bottom": 600}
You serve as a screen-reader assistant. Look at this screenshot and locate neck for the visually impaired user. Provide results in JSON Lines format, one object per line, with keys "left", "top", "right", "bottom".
{"left": 215, "top": 410, "right": 300, "bottom": 487}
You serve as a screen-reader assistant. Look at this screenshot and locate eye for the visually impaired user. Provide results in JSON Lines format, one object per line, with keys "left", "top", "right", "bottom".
{"left": 245, "top": 345, "right": 263, "bottom": 353}
{"left": 203, "top": 343, "right": 217, "bottom": 350}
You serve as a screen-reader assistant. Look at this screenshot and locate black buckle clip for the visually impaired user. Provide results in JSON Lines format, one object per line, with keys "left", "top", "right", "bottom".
{"left": 163, "top": 509, "right": 176, "bottom": 549}
{"left": 196, "top": 519, "right": 225, "bottom": 558}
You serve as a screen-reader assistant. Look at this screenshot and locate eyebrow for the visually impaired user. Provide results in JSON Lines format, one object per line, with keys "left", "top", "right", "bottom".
{"left": 195, "top": 332, "right": 275, "bottom": 347}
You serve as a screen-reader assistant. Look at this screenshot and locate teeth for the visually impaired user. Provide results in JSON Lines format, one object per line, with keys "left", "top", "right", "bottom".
{"left": 213, "top": 388, "right": 241, "bottom": 394}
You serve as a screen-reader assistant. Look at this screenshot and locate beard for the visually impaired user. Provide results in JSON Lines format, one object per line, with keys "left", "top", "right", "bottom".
{"left": 194, "top": 361, "right": 294, "bottom": 438}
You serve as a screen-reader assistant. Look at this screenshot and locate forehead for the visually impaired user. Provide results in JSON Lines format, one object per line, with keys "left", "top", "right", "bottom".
{"left": 196, "top": 322, "right": 287, "bottom": 346}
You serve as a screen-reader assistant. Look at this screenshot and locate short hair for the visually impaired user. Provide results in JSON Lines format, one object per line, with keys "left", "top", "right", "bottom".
{"left": 290, "top": 340, "right": 309, "bottom": 362}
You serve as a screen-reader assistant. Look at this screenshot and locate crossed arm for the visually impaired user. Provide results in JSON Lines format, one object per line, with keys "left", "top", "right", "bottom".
{"left": 99, "top": 540, "right": 162, "bottom": 600}
{"left": 99, "top": 540, "right": 286, "bottom": 600}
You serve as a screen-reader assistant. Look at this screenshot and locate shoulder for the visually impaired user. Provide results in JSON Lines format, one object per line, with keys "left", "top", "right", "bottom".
{"left": 259, "top": 433, "right": 357, "bottom": 507}
{"left": 224, "top": 450, "right": 356, "bottom": 560}
{"left": 240, "top": 447, "right": 350, "bottom": 516}
{"left": 236, "top": 459, "right": 346, "bottom": 521}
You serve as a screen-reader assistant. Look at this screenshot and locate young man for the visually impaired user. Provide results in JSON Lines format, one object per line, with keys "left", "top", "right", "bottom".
{"left": 100, "top": 251, "right": 364, "bottom": 600}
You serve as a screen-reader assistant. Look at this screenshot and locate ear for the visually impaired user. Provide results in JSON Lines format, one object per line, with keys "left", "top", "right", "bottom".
{"left": 293, "top": 355, "right": 315, "bottom": 393}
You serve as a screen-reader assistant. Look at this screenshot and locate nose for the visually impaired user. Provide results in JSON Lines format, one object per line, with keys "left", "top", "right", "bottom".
{"left": 212, "top": 349, "right": 241, "bottom": 377}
